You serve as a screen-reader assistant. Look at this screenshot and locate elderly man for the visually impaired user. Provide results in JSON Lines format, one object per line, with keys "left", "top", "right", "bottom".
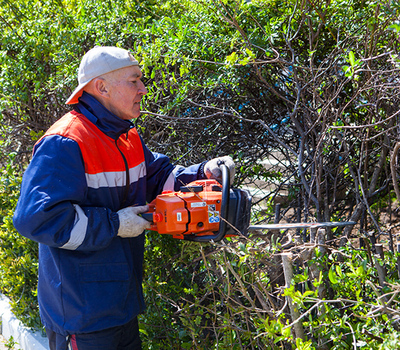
{"left": 13, "top": 46, "right": 235, "bottom": 350}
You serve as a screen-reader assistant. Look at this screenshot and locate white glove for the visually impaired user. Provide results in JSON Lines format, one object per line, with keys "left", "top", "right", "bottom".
{"left": 117, "top": 205, "right": 151, "bottom": 238}
{"left": 204, "top": 156, "right": 235, "bottom": 184}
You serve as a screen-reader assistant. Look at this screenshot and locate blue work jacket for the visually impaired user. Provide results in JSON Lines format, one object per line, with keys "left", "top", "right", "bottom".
{"left": 13, "top": 92, "right": 205, "bottom": 335}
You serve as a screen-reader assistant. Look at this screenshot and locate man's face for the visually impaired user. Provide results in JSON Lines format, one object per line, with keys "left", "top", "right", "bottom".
{"left": 103, "top": 66, "right": 148, "bottom": 120}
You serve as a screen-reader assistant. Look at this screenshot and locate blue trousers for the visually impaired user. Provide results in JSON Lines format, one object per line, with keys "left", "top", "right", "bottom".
{"left": 46, "top": 317, "right": 142, "bottom": 350}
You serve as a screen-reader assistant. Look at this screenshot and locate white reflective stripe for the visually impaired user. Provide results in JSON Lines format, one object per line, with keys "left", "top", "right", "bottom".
{"left": 85, "top": 161, "right": 146, "bottom": 189}
{"left": 162, "top": 165, "right": 185, "bottom": 192}
{"left": 162, "top": 172, "right": 175, "bottom": 192}
{"left": 130, "top": 162, "right": 146, "bottom": 185}
{"left": 60, "top": 204, "right": 88, "bottom": 250}
{"left": 86, "top": 171, "right": 125, "bottom": 189}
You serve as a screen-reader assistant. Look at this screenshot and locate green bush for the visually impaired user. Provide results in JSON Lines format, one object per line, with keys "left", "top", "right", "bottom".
{"left": 0, "top": 161, "right": 40, "bottom": 329}
{"left": 1, "top": 0, "right": 400, "bottom": 349}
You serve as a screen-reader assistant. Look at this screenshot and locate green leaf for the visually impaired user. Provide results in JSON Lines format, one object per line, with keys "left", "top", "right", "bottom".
{"left": 328, "top": 267, "right": 338, "bottom": 284}
{"left": 226, "top": 52, "right": 238, "bottom": 65}
{"left": 388, "top": 21, "right": 400, "bottom": 32}
{"left": 349, "top": 51, "right": 355, "bottom": 67}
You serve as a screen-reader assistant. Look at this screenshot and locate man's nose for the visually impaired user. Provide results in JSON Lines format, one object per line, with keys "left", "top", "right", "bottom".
{"left": 138, "top": 81, "right": 147, "bottom": 95}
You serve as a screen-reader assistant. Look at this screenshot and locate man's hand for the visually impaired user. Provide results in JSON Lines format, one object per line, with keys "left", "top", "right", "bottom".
{"left": 204, "top": 156, "right": 235, "bottom": 184}
{"left": 117, "top": 205, "right": 151, "bottom": 238}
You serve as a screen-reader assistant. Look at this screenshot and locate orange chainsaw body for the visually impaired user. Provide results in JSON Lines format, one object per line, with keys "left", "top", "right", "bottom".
{"left": 146, "top": 179, "right": 223, "bottom": 240}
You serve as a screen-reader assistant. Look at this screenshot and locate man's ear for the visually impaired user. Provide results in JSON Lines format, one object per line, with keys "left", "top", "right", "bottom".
{"left": 92, "top": 77, "right": 110, "bottom": 98}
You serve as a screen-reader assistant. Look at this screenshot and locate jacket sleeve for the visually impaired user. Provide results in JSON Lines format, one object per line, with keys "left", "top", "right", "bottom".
{"left": 141, "top": 139, "right": 207, "bottom": 203}
{"left": 13, "top": 135, "right": 119, "bottom": 251}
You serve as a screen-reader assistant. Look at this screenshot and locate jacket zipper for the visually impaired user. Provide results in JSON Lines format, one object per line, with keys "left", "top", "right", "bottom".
{"left": 116, "top": 134, "right": 146, "bottom": 311}
{"left": 115, "top": 138, "right": 130, "bottom": 206}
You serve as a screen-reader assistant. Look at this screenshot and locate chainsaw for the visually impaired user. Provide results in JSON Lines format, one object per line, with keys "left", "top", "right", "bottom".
{"left": 142, "top": 164, "right": 356, "bottom": 242}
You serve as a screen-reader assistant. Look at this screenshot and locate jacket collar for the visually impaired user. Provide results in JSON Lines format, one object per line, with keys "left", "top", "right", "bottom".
{"left": 74, "top": 91, "right": 135, "bottom": 140}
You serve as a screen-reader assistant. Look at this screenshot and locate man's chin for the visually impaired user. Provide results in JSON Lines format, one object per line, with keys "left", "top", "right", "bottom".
{"left": 125, "top": 113, "right": 141, "bottom": 120}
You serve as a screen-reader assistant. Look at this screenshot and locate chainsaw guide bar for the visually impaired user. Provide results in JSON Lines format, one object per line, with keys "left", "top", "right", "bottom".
{"left": 143, "top": 164, "right": 356, "bottom": 242}
{"left": 248, "top": 221, "right": 356, "bottom": 231}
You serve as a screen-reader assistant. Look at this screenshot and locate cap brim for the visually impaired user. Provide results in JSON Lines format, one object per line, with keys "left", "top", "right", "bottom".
{"left": 65, "top": 81, "right": 91, "bottom": 104}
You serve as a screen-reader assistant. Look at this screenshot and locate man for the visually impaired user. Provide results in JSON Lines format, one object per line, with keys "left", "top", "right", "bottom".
{"left": 13, "top": 46, "right": 235, "bottom": 350}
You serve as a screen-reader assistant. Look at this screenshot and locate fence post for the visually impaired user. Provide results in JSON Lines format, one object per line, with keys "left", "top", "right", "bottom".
{"left": 271, "top": 204, "right": 281, "bottom": 245}
{"left": 317, "top": 228, "right": 327, "bottom": 257}
{"left": 389, "top": 229, "right": 394, "bottom": 253}
{"left": 375, "top": 244, "right": 384, "bottom": 259}
{"left": 309, "top": 229, "right": 328, "bottom": 306}
{"left": 374, "top": 244, "right": 386, "bottom": 288}
{"left": 281, "top": 252, "right": 305, "bottom": 341}
{"left": 310, "top": 227, "right": 317, "bottom": 244}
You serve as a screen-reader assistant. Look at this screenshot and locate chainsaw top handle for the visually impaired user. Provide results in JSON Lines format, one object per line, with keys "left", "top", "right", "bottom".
{"left": 184, "top": 163, "right": 230, "bottom": 243}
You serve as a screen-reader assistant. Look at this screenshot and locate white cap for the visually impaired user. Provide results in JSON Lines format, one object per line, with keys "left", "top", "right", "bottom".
{"left": 66, "top": 46, "right": 139, "bottom": 104}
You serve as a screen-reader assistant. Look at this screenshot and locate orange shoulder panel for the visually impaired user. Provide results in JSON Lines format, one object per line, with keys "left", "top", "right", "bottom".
{"left": 38, "top": 111, "right": 145, "bottom": 174}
